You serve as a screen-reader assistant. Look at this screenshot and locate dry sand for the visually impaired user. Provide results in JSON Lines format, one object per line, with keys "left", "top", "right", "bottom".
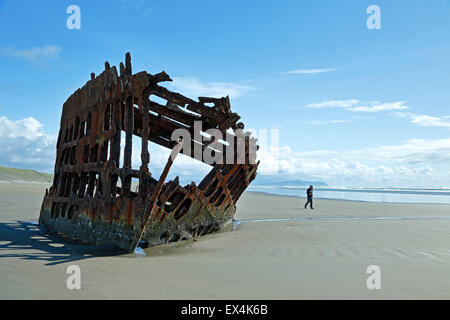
{"left": 1, "top": 181, "right": 450, "bottom": 299}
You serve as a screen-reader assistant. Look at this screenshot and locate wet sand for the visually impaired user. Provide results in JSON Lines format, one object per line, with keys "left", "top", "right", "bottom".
{"left": 1, "top": 182, "right": 450, "bottom": 299}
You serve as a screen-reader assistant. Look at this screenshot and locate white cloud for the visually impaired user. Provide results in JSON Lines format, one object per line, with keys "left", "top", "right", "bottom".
{"left": 304, "top": 99, "right": 409, "bottom": 113}
{"left": 168, "top": 77, "right": 254, "bottom": 99}
{"left": 393, "top": 112, "right": 450, "bottom": 128}
{"left": 90, "top": 131, "right": 450, "bottom": 187}
{"left": 350, "top": 101, "right": 409, "bottom": 113}
{"left": 2, "top": 114, "right": 449, "bottom": 187}
{"left": 347, "top": 138, "right": 450, "bottom": 164}
{"left": 304, "top": 99, "right": 359, "bottom": 109}
{"left": 0, "top": 45, "right": 62, "bottom": 68}
{"left": 286, "top": 68, "right": 337, "bottom": 74}
{"left": 255, "top": 138, "right": 450, "bottom": 186}
{"left": 116, "top": 0, "right": 153, "bottom": 16}
{"left": 0, "top": 116, "right": 56, "bottom": 171}
{"left": 1, "top": 45, "right": 61, "bottom": 62}
{"left": 304, "top": 119, "right": 352, "bottom": 126}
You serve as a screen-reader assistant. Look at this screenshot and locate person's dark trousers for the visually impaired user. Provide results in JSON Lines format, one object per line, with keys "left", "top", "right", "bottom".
{"left": 304, "top": 196, "right": 313, "bottom": 209}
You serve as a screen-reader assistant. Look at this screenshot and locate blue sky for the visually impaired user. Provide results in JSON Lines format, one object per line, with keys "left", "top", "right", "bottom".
{"left": 1, "top": 0, "right": 450, "bottom": 186}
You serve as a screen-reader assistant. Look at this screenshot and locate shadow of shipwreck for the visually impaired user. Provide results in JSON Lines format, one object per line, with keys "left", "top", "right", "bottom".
{"left": 0, "top": 220, "right": 124, "bottom": 266}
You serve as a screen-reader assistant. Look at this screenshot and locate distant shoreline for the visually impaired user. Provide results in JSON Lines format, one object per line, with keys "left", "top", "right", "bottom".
{"left": 245, "top": 190, "right": 450, "bottom": 206}
{"left": 2, "top": 177, "right": 449, "bottom": 205}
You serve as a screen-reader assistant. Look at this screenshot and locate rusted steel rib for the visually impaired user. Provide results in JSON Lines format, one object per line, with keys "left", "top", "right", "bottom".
{"left": 135, "top": 138, "right": 184, "bottom": 251}
{"left": 39, "top": 53, "right": 259, "bottom": 252}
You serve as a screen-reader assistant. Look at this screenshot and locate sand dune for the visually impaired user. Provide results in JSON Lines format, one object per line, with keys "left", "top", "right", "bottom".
{"left": 0, "top": 166, "right": 52, "bottom": 184}
{"left": 1, "top": 183, "right": 450, "bottom": 299}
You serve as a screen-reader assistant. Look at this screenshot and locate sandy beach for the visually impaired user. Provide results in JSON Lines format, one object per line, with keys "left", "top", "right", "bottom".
{"left": 1, "top": 181, "right": 450, "bottom": 299}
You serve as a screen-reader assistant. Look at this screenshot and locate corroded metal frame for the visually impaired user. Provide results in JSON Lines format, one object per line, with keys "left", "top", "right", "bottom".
{"left": 39, "top": 53, "right": 259, "bottom": 252}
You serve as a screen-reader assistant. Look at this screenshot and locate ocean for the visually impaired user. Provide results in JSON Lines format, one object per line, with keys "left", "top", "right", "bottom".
{"left": 247, "top": 186, "right": 450, "bottom": 204}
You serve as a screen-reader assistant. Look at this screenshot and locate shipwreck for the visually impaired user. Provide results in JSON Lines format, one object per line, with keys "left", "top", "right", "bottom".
{"left": 39, "top": 53, "right": 259, "bottom": 252}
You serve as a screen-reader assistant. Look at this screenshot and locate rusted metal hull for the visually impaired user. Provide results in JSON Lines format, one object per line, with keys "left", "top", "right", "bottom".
{"left": 39, "top": 53, "right": 258, "bottom": 252}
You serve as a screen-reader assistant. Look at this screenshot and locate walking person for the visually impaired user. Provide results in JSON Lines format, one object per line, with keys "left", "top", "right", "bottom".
{"left": 304, "top": 185, "right": 314, "bottom": 209}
